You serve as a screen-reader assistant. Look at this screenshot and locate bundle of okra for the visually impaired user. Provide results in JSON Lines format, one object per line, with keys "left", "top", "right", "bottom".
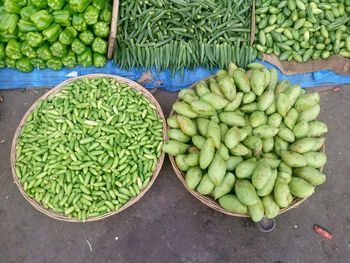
{"left": 114, "top": 0, "right": 257, "bottom": 73}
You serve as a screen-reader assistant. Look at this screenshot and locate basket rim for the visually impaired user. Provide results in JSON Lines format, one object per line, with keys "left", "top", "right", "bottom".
{"left": 168, "top": 75, "right": 325, "bottom": 218}
{"left": 10, "top": 74, "right": 167, "bottom": 222}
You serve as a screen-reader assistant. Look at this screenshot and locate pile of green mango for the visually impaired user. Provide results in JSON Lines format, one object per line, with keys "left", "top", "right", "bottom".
{"left": 163, "top": 62, "right": 328, "bottom": 222}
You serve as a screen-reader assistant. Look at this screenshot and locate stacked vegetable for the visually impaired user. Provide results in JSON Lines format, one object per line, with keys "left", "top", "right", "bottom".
{"left": 163, "top": 62, "right": 328, "bottom": 221}
{"left": 255, "top": 0, "right": 350, "bottom": 62}
{"left": 115, "top": 0, "right": 257, "bottom": 73}
{"left": 0, "top": 0, "right": 112, "bottom": 72}
{"left": 15, "top": 77, "right": 164, "bottom": 221}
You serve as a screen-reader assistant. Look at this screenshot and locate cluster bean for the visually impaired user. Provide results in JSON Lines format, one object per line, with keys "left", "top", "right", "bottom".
{"left": 15, "top": 77, "right": 163, "bottom": 221}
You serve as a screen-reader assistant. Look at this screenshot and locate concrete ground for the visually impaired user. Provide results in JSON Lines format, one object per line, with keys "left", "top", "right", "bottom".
{"left": 0, "top": 85, "right": 349, "bottom": 263}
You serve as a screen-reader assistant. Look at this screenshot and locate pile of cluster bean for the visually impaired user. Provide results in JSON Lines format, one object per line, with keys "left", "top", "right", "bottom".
{"left": 255, "top": 0, "right": 350, "bottom": 62}
{"left": 163, "top": 62, "right": 328, "bottom": 221}
{"left": 15, "top": 77, "right": 163, "bottom": 221}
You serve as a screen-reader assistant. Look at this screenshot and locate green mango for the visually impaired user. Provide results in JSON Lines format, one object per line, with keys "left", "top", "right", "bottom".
{"left": 311, "top": 138, "right": 325, "bottom": 151}
{"left": 224, "top": 126, "right": 241, "bottom": 149}
{"left": 197, "top": 118, "right": 210, "bottom": 136}
{"left": 261, "top": 157, "right": 281, "bottom": 169}
{"left": 199, "top": 138, "right": 215, "bottom": 169}
{"left": 207, "top": 120, "right": 221, "bottom": 149}
{"left": 192, "top": 135, "right": 206, "bottom": 150}
{"left": 284, "top": 108, "right": 299, "bottom": 129}
{"left": 208, "top": 151, "right": 226, "bottom": 185}
{"left": 230, "top": 143, "right": 252, "bottom": 156}
{"left": 190, "top": 100, "right": 216, "bottom": 116}
{"left": 274, "top": 137, "right": 289, "bottom": 156}
{"left": 277, "top": 171, "right": 292, "bottom": 184}
{"left": 274, "top": 178, "right": 293, "bottom": 208}
{"left": 281, "top": 151, "right": 307, "bottom": 167}
{"left": 258, "top": 89, "right": 275, "bottom": 111}
{"left": 243, "top": 136, "right": 263, "bottom": 150}
{"left": 218, "top": 194, "right": 248, "bottom": 214}
{"left": 210, "top": 113, "right": 220, "bottom": 123}
{"left": 184, "top": 151, "right": 200, "bottom": 166}
{"left": 251, "top": 69, "right": 266, "bottom": 96}
{"left": 293, "top": 166, "right": 326, "bottom": 185}
{"left": 218, "top": 76, "right": 236, "bottom": 101}
{"left": 263, "top": 68, "right": 271, "bottom": 88}
{"left": 173, "top": 102, "right": 198, "bottom": 118}
{"left": 285, "top": 84, "right": 301, "bottom": 109}
{"left": 225, "top": 92, "right": 243, "bottom": 111}
{"left": 197, "top": 174, "right": 215, "bottom": 195}
{"left": 227, "top": 62, "right": 238, "bottom": 76}
{"left": 268, "top": 68, "right": 278, "bottom": 90}
{"left": 208, "top": 78, "right": 224, "bottom": 96}
{"left": 226, "top": 156, "right": 243, "bottom": 171}
{"left": 265, "top": 100, "right": 277, "bottom": 115}
{"left": 185, "top": 166, "right": 202, "bottom": 189}
{"left": 278, "top": 161, "right": 292, "bottom": 174}
{"left": 275, "top": 80, "right": 290, "bottom": 95}
{"left": 289, "top": 177, "right": 315, "bottom": 198}
{"left": 163, "top": 140, "right": 189, "bottom": 156}
{"left": 267, "top": 112, "right": 282, "bottom": 127}
{"left": 250, "top": 111, "right": 267, "bottom": 128}
{"left": 219, "top": 123, "right": 229, "bottom": 140}
{"left": 175, "top": 155, "right": 189, "bottom": 171}
{"left": 252, "top": 161, "right": 272, "bottom": 189}
{"left": 262, "top": 138, "right": 274, "bottom": 153}
{"left": 308, "top": 121, "right": 328, "bottom": 137}
{"left": 219, "top": 143, "right": 230, "bottom": 161}
{"left": 167, "top": 115, "right": 180, "bottom": 128}
{"left": 168, "top": 128, "right": 191, "bottom": 143}
{"left": 178, "top": 88, "right": 199, "bottom": 103}
{"left": 257, "top": 169, "right": 278, "bottom": 197}
{"left": 213, "top": 172, "right": 236, "bottom": 199}
{"left": 243, "top": 91, "right": 256, "bottom": 104}
{"left": 290, "top": 138, "right": 320, "bottom": 153}
{"left": 241, "top": 102, "right": 258, "bottom": 113}
{"left": 235, "top": 179, "right": 260, "bottom": 206}
{"left": 253, "top": 125, "right": 279, "bottom": 139}
{"left": 233, "top": 69, "right": 251, "bottom": 92}
{"left": 298, "top": 104, "right": 320, "bottom": 122}
{"left": 293, "top": 121, "right": 309, "bottom": 139}
{"left": 247, "top": 198, "right": 264, "bottom": 222}
{"left": 219, "top": 112, "right": 246, "bottom": 126}
{"left": 177, "top": 115, "right": 197, "bottom": 136}
{"left": 201, "top": 92, "right": 229, "bottom": 109}
{"left": 303, "top": 151, "right": 327, "bottom": 168}
{"left": 262, "top": 195, "right": 280, "bottom": 219}
{"left": 294, "top": 92, "right": 320, "bottom": 112}
{"left": 239, "top": 126, "right": 252, "bottom": 141}
{"left": 276, "top": 93, "right": 289, "bottom": 117}
{"left": 236, "top": 159, "right": 258, "bottom": 179}
{"left": 195, "top": 80, "right": 211, "bottom": 97}
{"left": 278, "top": 126, "right": 295, "bottom": 143}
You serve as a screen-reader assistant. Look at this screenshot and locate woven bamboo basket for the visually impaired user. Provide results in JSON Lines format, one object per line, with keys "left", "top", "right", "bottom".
{"left": 168, "top": 76, "right": 326, "bottom": 218}
{"left": 10, "top": 74, "right": 166, "bottom": 222}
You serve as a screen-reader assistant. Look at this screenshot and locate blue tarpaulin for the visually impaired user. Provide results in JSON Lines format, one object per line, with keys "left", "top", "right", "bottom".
{"left": 0, "top": 60, "right": 349, "bottom": 91}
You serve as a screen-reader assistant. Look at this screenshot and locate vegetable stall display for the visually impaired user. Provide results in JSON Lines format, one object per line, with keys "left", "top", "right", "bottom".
{"left": 114, "top": 0, "right": 257, "bottom": 73}
{"left": 12, "top": 76, "right": 165, "bottom": 221}
{"left": 255, "top": 0, "right": 350, "bottom": 62}
{"left": 0, "top": 0, "right": 112, "bottom": 72}
{"left": 163, "top": 62, "right": 328, "bottom": 221}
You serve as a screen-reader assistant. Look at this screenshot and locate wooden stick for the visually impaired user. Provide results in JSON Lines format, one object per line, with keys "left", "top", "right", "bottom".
{"left": 107, "top": 0, "right": 120, "bottom": 60}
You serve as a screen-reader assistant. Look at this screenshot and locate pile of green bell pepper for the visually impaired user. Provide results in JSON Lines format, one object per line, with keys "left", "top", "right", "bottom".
{"left": 0, "top": 0, "right": 112, "bottom": 72}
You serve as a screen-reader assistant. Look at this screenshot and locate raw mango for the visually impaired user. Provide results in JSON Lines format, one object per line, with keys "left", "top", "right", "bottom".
{"left": 190, "top": 100, "right": 216, "bottom": 116}
{"left": 201, "top": 93, "right": 229, "bottom": 110}
{"left": 163, "top": 140, "right": 189, "bottom": 156}
{"left": 207, "top": 121, "right": 221, "bottom": 149}
{"left": 293, "top": 166, "right": 326, "bottom": 186}
{"left": 226, "top": 156, "right": 243, "bottom": 171}
{"left": 308, "top": 121, "right": 328, "bottom": 137}
{"left": 186, "top": 167, "right": 202, "bottom": 190}
{"left": 192, "top": 135, "right": 206, "bottom": 150}
{"left": 225, "top": 92, "right": 243, "bottom": 111}
{"left": 290, "top": 138, "right": 320, "bottom": 153}
{"left": 258, "top": 89, "right": 275, "bottom": 111}
{"left": 179, "top": 88, "right": 199, "bottom": 103}
{"left": 213, "top": 172, "right": 236, "bottom": 199}
{"left": 208, "top": 151, "right": 226, "bottom": 185}
{"left": 235, "top": 179, "right": 260, "bottom": 206}
{"left": 168, "top": 129, "right": 191, "bottom": 143}
{"left": 219, "top": 143, "right": 230, "bottom": 161}
{"left": 267, "top": 113, "right": 282, "bottom": 127}
{"left": 275, "top": 80, "right": 290, "bottom": 95}
{"left": 175, "top": 155, "right": 190, "bottom": 171}
{"left": 219, "top": 112, "right": 246, "bottom": 127}
{"left": 184, "top": 151, "right": 200, "bottom": 166}
{"left": 177, "top": 115, "right": 197, "bottom": 136}
{"left": 248, "top": 198, "right": 264, "bottom": 222}
{"left": 233, "top": 69, "right": 250, "bottom": 92}
{"left": 303, "top": 152, "right": 327, "bottom": 168}
{"left": 250, "top": 111, "right": 267, "bottom": 128}
{"left": 218, "top": 76, "right": 236, "bottom": 100}
{"left": 274, "top": 178, "right": 293, "bottom": 208}
{"left": 257, "top": 169, "right": 278, "bottom": 197}
{"left": 281, "top": 151, "right": 307, "bottom": 167}
{"left": 278, "top": 126, "right": 295, "bottom": 143}
{"left": 289, "top": 177, "right": 315, "bottom": 198}
{"left": 167, "top": 115, "right": 180, "bottom": 128}
{"left": 293, "top": 121, "right": 309, "bottom": 139}
{"left": 284, "top": 108, "right": 298, "bottom": 129}
{"left": 199, "top": 138, "right": 215, "bottom": 169}
{"left": 230, "top": 143, "right": 252, "bottom": 156}
{"left": 173, "top": 102, "right": 198, "bottom": 118}
{"left": 218, "top": 194, "right": 248, "bottom": 214}
{"left": 197, "top": 174, "right": 215, "bottom": 195}
{"left": 197, "top": 118, "right": 209, "bottom": 136}
{"left": 294, "top": 92, "right": 320, "bottom": 112}
{"left": 252, "top": 161, "right": 272, "bottom": 189}
{"left": 298, "top": 104, "right": 320, "bottom": 122}
{"left": 243, "top": 91, "right": 256, "bottom": 104}
{"left": 236, "top": 159, "right": 258, "bottom": 179}
{"left": 262, "top": 138, "right": 274, "bottom": 153}
{"left": 224, "top": 127, "right": 241, "bottom": 149}
{"left": 251, "top": 69, "right": 266, "bottom": 96}
{"left": 195, "top": 80, "right": 211, "bottom": 96}
{"left": 253, "top": 125, "right": 279, "bottom": 139}
{"left": 276, "top": 93, "right": 289, "bottom": 117}
{"left": 285, "top": 84, "right": 301, "bottom": 109}
{"left": 262, "top": 195, "right": 280, "bottom": 219}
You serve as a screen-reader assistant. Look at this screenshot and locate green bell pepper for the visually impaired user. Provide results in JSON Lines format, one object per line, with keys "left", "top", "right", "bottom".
{"left": 93, "top": 52, "right": 106, "bottom": 67}
{"left": 18, "top": 19, "right": 38, "bottom": 32}
{"left": 93, "top": 21, "right": 109, "bottom": 37}
{"left": 26, "top": 32, "right": 44, "bottom": 47}
{"left": 69, "top": 0, "right": 91, "bottom": 13}
{"left": 37, "top": 44, "right": 53, "bottom": 60}
{"left": 64, "top": 4, "right": 75, "bottom": 15}
{"left": 48, "top": 0, "right": 65, "bottom": 10}
{"left": 20, "top": 5, "right": 37, "bottom": 19}
{"left": 99, "top": 8, "right": 111, "bottom": 23}
{"left": 77, "top": 47, "right": 92, "bottom": 67}
{"left": 30, "top": 10, "right": 53, "bottom": 30}
{"left": 31, "top": 0, "right": 47, "bottom": 9}
{"left": 72, "top": 13, "right": 87, "bottom": 31}
{"left": 0, "top": 9, "right": 19, "bottom": 33}
{"left": 66, "top": 26, "right": 77, "bottom": 38}
{"left": 62, "top": 50, "right": 77, "bottom": 68}
{"left": 17, "top": 31, "right": 27, "bottom": 41}
{"left": 3, "top": 0, "right": 23, "bottom": 14}
{"left": 5, "top": 39, "right": 22, "bottom": 59}
{"left": 0, "top": 31, "right": 17, "bottom": 43}
{"left": 50, "top": 41, "right": 67, "bottom": 58}
{"left": 21, "top": 41, "right": 37, "bottom": 58}
{"left": 5, "top": 57, "right": 17, "bottom": 68}
{"left": 16, "top": 57, "right": 34, "bottom": 72}
{"left": 46, "top": 57, "right": 62, "bottom": 70}
{"left": 83, "top": 6, "right": 99, "bottom": 25}
{"left": 52, "top": 10, "right": 71, "bottom": 27}
{"left": 79, "top": 30, "right": 94, "bottom": 45}
{"left": 59, "top": 28, "right": 74, "bottom": 45}
{"left": 71, "top": 38, "right": 86, "bottom": 55}
{"left": 92, "top": 0, "right": 107, "bottom": 10}
{"left": 0, "top": 43, "right": 5, "bottom": 58}
{"left": 43, "top": 24, "right": 61, "bottom": 42}
{"left": 92, "top": 37, "right": 107, "bottom": 54}
{"left": 30, "top": 57, "right": 47, "bottom": 69}
{"left": 0, "top": 59, "right": 6, "bottom": 68}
